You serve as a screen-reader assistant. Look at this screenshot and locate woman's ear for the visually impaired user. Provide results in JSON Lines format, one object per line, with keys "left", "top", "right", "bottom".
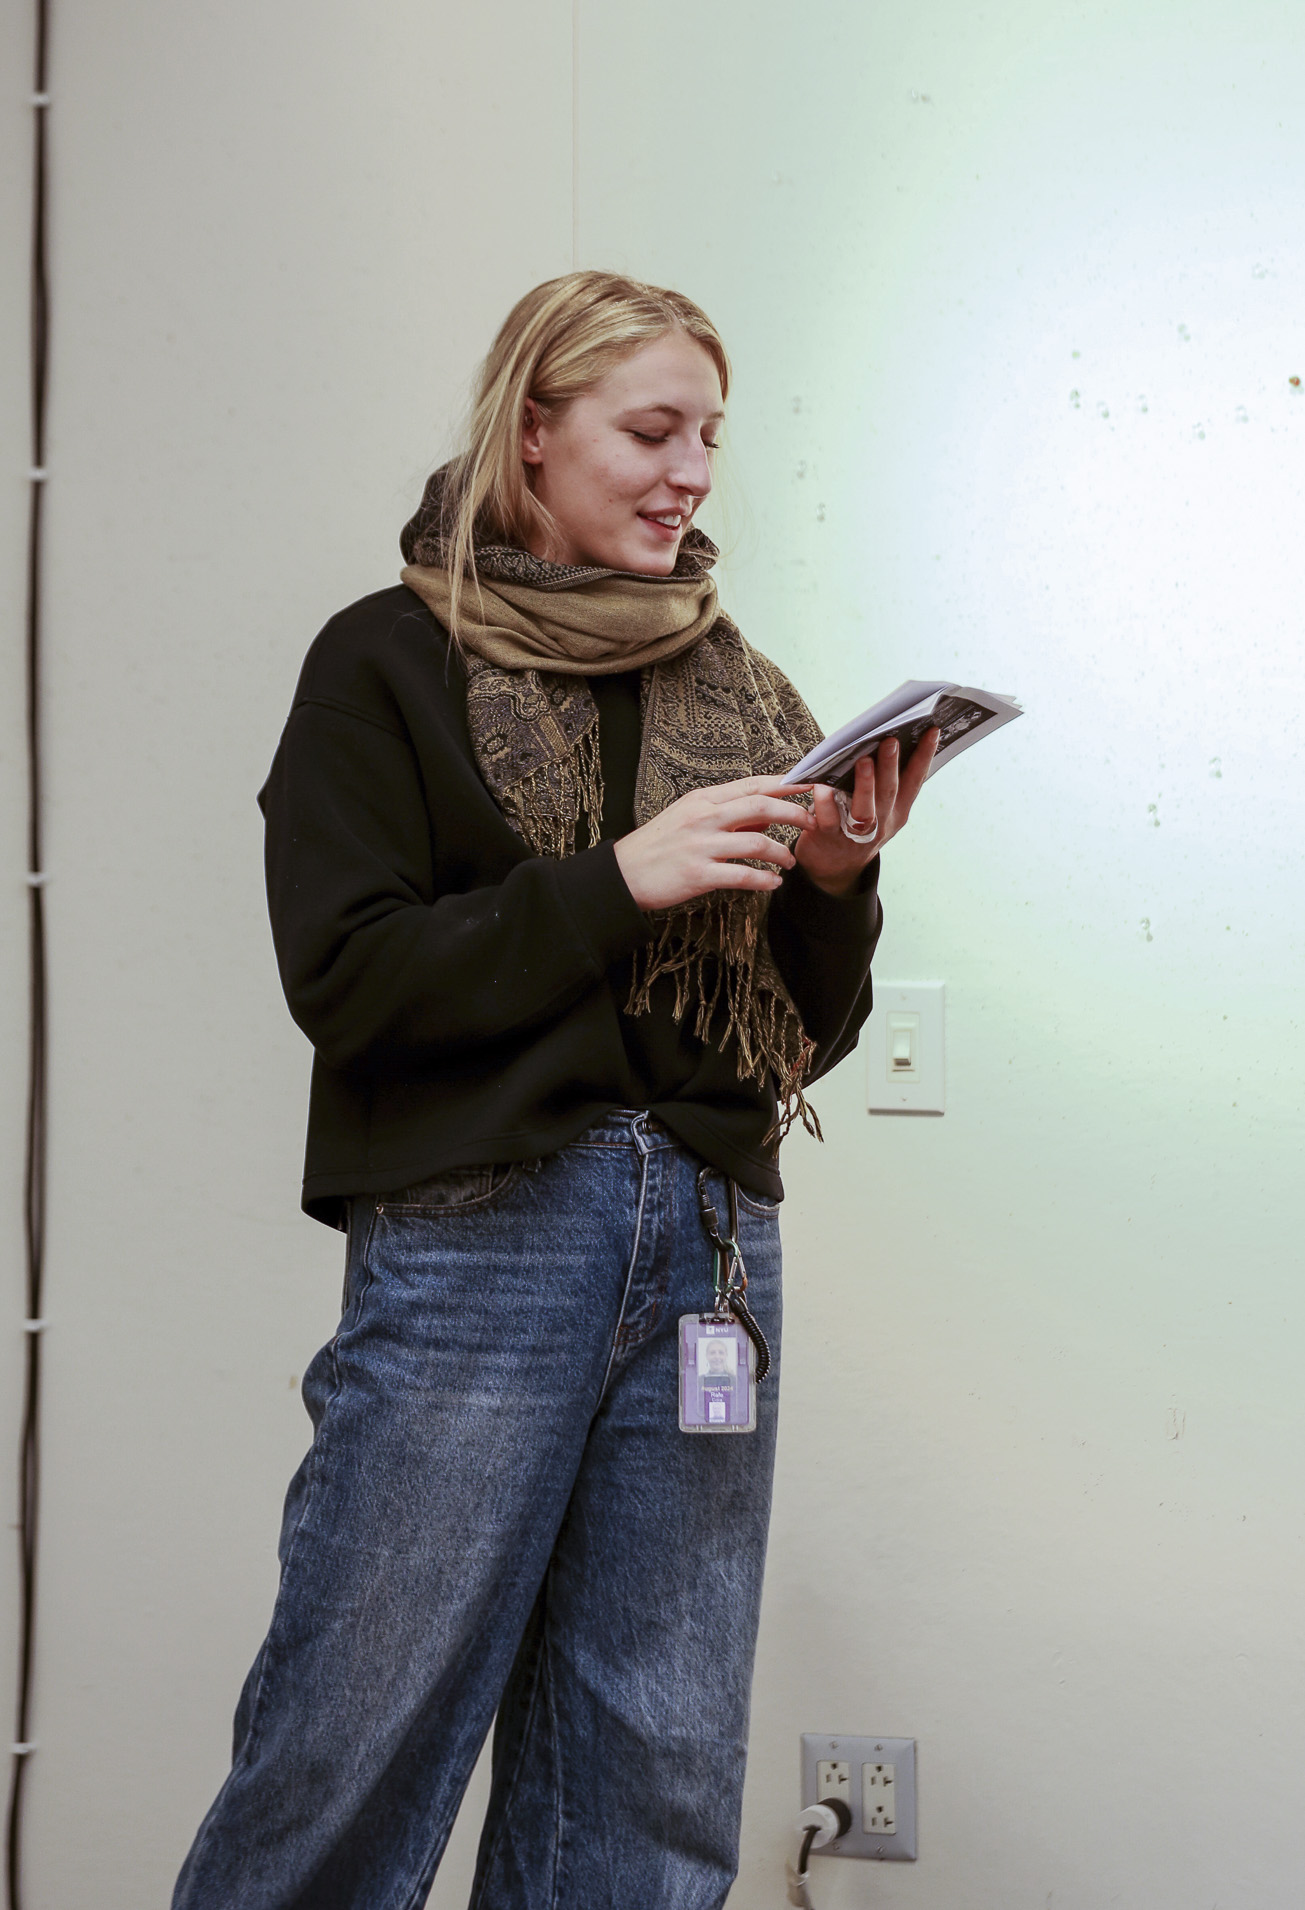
{"left": 521, "top": 398, "right": 545, "bottom": 468}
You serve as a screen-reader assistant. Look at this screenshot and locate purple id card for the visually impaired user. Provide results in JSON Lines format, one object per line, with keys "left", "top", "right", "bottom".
{"left": 678, "top": 1315, "right": 757, "bottom": 1434}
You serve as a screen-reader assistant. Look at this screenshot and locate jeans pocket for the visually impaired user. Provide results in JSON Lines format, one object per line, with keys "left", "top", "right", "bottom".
{"left": 380, "top": 1161, "right": 523, "bottom": 1216}
{"left": 735, "top": 1187, "right": 781, "bottom": 1220}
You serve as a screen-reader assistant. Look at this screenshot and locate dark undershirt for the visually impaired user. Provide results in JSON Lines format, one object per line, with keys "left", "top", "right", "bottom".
{"left": 592, "top": 670, "right": 643, "bottom": 839}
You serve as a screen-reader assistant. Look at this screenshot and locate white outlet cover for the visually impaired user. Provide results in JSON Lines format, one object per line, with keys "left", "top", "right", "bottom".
{"left": 800, "top": 1734, "right": 918, "bottom": 1861}
{"left": 866, "top": 982, "right": 945, "bottom": 1115}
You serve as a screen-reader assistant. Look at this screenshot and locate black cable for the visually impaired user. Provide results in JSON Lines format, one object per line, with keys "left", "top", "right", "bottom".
{"left": 797, "top": 1824, "right": 818, "bottom": 1875}
{"left": 7, "top": 0, "right": 51, "bottom": 1903}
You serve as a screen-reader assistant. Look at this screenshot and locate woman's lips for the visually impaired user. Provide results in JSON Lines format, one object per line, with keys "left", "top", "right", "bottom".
{"left": 638, "top": 513, "right": 682, "bottom": 543}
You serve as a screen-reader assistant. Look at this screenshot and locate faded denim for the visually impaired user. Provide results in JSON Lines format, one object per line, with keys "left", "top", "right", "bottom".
{"left": 172, "top": 1112, "right": 782, "bottom": 1910}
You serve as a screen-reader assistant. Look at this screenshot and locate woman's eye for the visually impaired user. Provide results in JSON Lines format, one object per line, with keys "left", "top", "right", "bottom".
{"left": 628, "top": 429, "right": 722, "bottom": 449}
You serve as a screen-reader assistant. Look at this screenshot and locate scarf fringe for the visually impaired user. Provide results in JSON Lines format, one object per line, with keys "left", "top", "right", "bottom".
{"left": 627, "top": 894, "right": 821, "bottom": 1142}
{"left": 502, "top": 723, "right": 604, "bottom": 858}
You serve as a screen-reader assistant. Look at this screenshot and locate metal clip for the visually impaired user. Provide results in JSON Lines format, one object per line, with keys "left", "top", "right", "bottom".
{"left": 711, "top": 1242, "right": 744, "bottom": 1320}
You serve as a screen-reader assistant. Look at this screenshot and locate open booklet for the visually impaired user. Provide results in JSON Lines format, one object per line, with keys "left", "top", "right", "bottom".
{"left": 782, "top": 680, "right": 1023, "bottom": 791}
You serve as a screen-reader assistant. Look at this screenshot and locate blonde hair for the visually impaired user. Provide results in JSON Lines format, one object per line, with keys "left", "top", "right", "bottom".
{"left": 439, "top": 271, "right": 731, "bottom": 640}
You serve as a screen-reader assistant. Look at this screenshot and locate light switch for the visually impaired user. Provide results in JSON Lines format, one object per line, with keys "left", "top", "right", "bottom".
{"left": 867, "top": 983, "right": 944, "bottom": 1114}
{"left": 888, "top": 1014, "right": 919, "bottom": 1078}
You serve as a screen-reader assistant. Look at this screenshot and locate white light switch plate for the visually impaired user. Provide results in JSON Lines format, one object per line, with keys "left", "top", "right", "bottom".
{"left": 867, "top": 982, "right": 945, "bottom": 1114}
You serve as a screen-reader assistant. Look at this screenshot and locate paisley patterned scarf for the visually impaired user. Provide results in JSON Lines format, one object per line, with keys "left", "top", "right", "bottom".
{"left": 400, "top": 468, "right": 825, "bottom": 1133}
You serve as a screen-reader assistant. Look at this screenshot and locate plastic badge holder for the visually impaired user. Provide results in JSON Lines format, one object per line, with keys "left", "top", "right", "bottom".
{"left": 678, "top": 1315, "right": 757, "bottom": 1434}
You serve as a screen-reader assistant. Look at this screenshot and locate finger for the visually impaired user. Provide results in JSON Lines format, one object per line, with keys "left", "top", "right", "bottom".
{"left": 701, "top": 863, "right": 785, "bottom": 892}
{"left": 850, "top": 753, "right": 879, "bottom": 827}
{"left": 714, "top": 794, "right": 816, "bottom": 832}
{"left": 712, "top": 831, "right": 797, "bottom": 867}
{"left": 874, "top": 735, "right": 901, "bottom": 816}
{"left": 808, "top": 784, "right": 843, "bottom": 831}
{"left": 896, "top": 726, "right": 940, "bottom": 809}
{"left": 706, "top": 774, "right": 814, "bottom": 802}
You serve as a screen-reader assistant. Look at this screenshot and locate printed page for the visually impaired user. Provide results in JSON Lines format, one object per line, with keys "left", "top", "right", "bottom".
{"left": 785, "top": 685, "right": 1022, "bottom": 791}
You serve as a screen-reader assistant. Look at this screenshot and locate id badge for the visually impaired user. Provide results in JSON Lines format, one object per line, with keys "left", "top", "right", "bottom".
{"left": 678, "top": 1315, "right": 757, "bottom": 1434}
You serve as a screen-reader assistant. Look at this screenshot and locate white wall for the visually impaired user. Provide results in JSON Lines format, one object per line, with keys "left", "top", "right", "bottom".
{"left": 3, "top": 2, "right": 1303, "bottom": 1906}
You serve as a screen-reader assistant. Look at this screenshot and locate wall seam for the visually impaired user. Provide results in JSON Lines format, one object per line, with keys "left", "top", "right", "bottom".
{"left": 571, "top": 0, "right": 579, "bottom": 268}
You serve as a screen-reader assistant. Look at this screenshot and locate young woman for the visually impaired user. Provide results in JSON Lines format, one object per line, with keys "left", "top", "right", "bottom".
{"left": 173, "top": 271, "right": 937, "bottom": 1910}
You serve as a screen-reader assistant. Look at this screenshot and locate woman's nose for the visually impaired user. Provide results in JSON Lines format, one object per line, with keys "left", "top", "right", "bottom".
{"left": 668, "top": 434, "right": 713, "bottom": 500}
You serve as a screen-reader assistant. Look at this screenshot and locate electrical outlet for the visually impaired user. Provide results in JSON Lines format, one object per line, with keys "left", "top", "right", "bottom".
{"left": 800, "top": 1735, "right": 917, "bottom": 1861}
{"left": 862, "top": 1761, "right": 895, "bottom": 1833}
{"left": 816, "top": 1760, "right": 850, "bottom": 1808}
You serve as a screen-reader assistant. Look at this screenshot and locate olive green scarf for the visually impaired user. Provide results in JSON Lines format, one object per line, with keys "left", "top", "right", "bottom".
{"left": 399, "top": 471, "right": 825, "bottom": 1135}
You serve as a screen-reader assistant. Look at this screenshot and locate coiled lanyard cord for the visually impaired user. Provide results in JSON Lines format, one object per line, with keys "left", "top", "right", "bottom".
{"left": 694, "top": 1168, "right": 771, "bottom": 1382}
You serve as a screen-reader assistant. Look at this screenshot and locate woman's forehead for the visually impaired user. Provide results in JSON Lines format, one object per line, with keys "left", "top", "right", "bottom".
{"left": 598, "top": 333, "right": 724, "bottom": 413}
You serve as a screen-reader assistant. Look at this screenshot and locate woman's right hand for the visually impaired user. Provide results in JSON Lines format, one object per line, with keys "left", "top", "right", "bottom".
{"left": 612, "top": 776, "right": 815, "bottom": 913}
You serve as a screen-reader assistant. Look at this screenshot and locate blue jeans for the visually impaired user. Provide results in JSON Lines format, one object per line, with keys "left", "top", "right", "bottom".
{"left": 173, "top": 1112, "right": 783, "bottom": 1910}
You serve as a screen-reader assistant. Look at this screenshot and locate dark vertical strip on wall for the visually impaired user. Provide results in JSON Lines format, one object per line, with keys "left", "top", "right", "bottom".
{"left": 7, "top": 0, "right": 51, "bottom": 1904}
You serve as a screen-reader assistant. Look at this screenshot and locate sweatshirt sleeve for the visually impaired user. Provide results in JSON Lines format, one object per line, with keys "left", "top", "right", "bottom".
{"left": 261, "top": 698, "right": 652, "bottom": 1070}
{"left": 765, "top": 857, "right": 883, "bottom": 1081}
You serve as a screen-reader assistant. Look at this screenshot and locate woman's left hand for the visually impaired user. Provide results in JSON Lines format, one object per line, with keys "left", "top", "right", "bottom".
{"left": 795, "top": 727, "right": 941, "bottom": 897}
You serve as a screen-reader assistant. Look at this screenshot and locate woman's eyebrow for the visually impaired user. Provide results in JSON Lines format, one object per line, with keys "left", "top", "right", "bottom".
{"left": 620, "top": 402, "right": 727, "bottom": 423}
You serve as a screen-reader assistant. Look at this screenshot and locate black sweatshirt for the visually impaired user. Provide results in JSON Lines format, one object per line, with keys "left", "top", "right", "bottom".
{"left": 259, "top": 586, "right": 882, "bottom": 1227}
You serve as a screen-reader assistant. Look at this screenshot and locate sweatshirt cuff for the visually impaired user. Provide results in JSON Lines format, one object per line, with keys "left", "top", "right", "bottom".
{"left": 774, "top": 856, "right": 881, "bottom": 944}
{"left": 552, "top": 839, "right": 654, "bottom": 969}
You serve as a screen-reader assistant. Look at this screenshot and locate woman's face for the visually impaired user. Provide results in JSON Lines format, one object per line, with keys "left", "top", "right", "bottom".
{"left": 522, "top": 329, "right": 724, "bottom": 574}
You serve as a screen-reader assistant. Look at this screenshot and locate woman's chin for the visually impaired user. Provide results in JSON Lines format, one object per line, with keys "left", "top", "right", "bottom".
{"left": 620, "top": 533, "right": 681, "bottom": 575}
{"left": 563, "top": 525, "right": 682, "bottom": 575}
